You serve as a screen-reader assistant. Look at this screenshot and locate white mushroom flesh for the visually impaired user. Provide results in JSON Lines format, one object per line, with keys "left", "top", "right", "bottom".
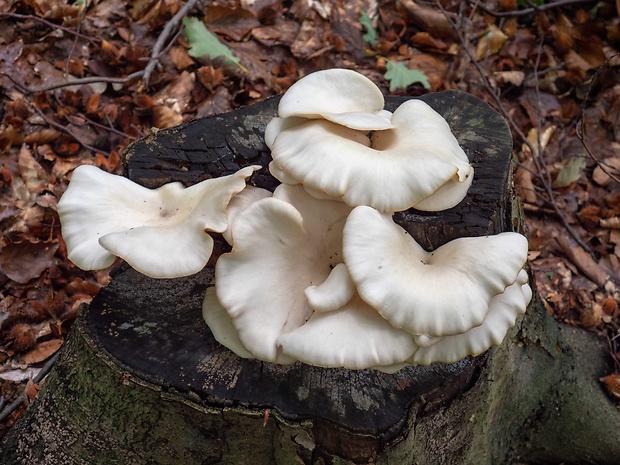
{"left": 271, "top": 99, "right": 472, "bottom": 212}
{"left": 58, "top": 164, "right": 259, "bottom": 278}
{"left": 214, "top": 184, "right": 352, "bottom": 363}
{"left": 343, "top": 205, "right": 529, "bottom": 337}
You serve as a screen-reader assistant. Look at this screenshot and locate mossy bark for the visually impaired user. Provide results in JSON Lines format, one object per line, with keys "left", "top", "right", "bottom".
{"left": 2, "top": 92, "right": 619, "bottom": 464}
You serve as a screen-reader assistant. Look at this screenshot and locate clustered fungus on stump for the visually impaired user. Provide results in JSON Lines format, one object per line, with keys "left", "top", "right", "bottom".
{"left": 58, "top": 68, "right": 531, "bottom": 372}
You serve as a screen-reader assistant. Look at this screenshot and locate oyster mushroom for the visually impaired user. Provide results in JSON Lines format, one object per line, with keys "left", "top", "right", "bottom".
{"left": 58, "top": 164, "right": 259, "bottom": 278}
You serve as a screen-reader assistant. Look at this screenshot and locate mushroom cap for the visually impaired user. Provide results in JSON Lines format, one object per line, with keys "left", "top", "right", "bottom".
{"left": 277, "top": 295, "right": 418, "bottom": 370}
{"left": 265, "top": 116, "right": 308, "bottom": 150}
{"left": 410, "top": 270, "right": 532, "bottom": 365}
{"left": 304, "top": 263, "right": 356, "bottom": 313}
{"left": 214, "top": 184, "right": 352, "bottom": 363}
{"left": 58, "top": 164, "right": 258, "bottom": 278}
{"left": 271, "top": 99, "right": 472, "bottom": 212}
{"left": 202, "top": 287, "right": 254, "bottom": 359}
{"left": 278, "top": 68, "right": 394, "bottom": 131}
{"left": 222, "top": 186, "right": 272, "bottom": 245}
{"left": 413, "top": 168, "right": 474, "bottom": 211}
{"left": 343, "top": 206, "right": 529, "bottom": 337}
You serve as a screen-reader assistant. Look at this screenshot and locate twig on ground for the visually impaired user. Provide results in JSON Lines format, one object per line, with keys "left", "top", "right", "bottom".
{"left": 469, "top": 0, "right": 597, "bottom": 17}
{"left": 436, "top": 0, "right": 596, "bottom": 258}
{"left": 0, "top": 12, "right": 100, "bottom": 43}
{"left": 0, "top": 352, "right": 60, "bottom": 423}
{"left": 577, "top": 53, "right": 620, "bottom": 185}
{"left": 30, "top": 104, "right": 110, "bottom": 156}
{"left": 27, "top": 72, "right": 145, "bottom": 93}
{"left": 5, "top": 0, "right": 200, "bottom": 93}
{"left": 140, "top": 0, "right": 202, "bottom": 88}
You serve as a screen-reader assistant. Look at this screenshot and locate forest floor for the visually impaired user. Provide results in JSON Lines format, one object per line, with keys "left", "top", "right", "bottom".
{"left": 1, "top": 0, "right": 619, "bottom": 436}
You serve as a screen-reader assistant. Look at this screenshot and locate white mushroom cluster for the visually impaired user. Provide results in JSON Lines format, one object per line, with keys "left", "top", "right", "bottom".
{"left": 266, "top": 68, "right": 474, "bottom": 212}
{"left": 58, "top": 68, "right": 532, "bottom": 372}
{"left": 206, "top": 69, "right": 531, "bottom": 371}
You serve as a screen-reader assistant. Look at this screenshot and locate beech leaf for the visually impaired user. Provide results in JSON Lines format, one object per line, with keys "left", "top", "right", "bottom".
{"left": 384, "top": 60, "right": 430, "bottom": 91}
{"left": 553, "top": 156, "right": 586, "bottom": 188}
{"left": 182, "top": 17, "right": 246, "bottom": 72}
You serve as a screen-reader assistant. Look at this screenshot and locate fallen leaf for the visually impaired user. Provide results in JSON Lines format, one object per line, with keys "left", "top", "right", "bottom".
{"left": 19, "top": 339, "right": 63, "bottom": 365}
{"left": 0, "top": 367, "right": 41, "bottom": 383}
{"left": 0, "top": 240, "right": 59, "bottom": 284}
{"left": 24, "top": 379, "right": 40, "bottom": 403}
{"left": 494, "top": 70, "right": 525, "bottom": 86}
{"left": 556, "top": 236, "right": 608, "bottom": 287}
{"left": 600, "top": 217, "right": 620, "bottom": 229}
{"left": 18, "top": 145, "right": 50, "bottom": 195}
{"left": 600, "top": 373, "right": 620, "bottom": 399}
{"left": 359, "top": 10, "right": 378, "bottom": 46}
{"left": 515, "top": 158, "right": 537, "bottom": 204}
{"left": 553, "top": 156, "right": 587, "bottom": 188}
{"left": 384, "top": 60, "right": 430, "bottom": 91}
{"left": 592, "top": 157, "right": 620, "bottom": 187}
{"left": 182, "top": 17, "right": 246, "bottom": 72}
{"left": 476, "top": 25, "right": 508, "bottom": 60}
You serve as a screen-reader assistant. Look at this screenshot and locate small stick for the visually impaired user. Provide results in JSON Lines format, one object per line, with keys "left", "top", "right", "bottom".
{"left": 469, "top": 0, "right": 597, "bottom": 17}
{"left": 0, "top": 352, "right": 60, "bottom": 423}
{"left": 140, "top": 0, "right": 202, "bottom": 88}
{"left": 0, "top": 12, "right": 100, "bottom": 43}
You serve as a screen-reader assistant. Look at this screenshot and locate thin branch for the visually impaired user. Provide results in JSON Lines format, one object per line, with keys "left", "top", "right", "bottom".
{"left": 30, "top": 104, "right": 110, "bottom": 156}
{"left": 81, "top": 114, "right": 138, "bottom": 140}
{"left": 577, "top": 53, "right": 620, "bottom": 185}
{"left": 436, "top": 0, "right": 596, "bottom": 258}
{"left": 27, "top": 71, "right": 145, "bottom": 93}
{"left": 9, "top": 0, "right": 200, "bottom": 93}
{"left": 469, "top": 0, "right": 597, "bottom": 17}
{"left": 0, "top": 12, "right": 100, "bottom": 43}
{"left": 140, "top": 0, "right": 202, "bottom": 88}
{"left": 0, "top": 352, "right": 60, "bottom": 423}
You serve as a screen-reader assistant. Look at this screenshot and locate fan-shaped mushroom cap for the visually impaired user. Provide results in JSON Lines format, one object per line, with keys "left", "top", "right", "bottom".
{"left": 343, "top": 206, "right": 529, "bottom": 337}
{"left": 265, "top": 116, "right": 308, "bottom": 150}
{"left": 222, "top": 186, "right": 272, "bottom": 245}
{"left": 214, "top": 184, "right": 353, "bottom": 363}
{"left": 278, "top": 68, "right": 394, "bottom": 131}
{"left": 410, "top": 270, "right": 532, "bottom": 365}
{"left": 277, "top": 295, "right": 418, "bottom": 370}
{"left": 202, "top": 287, "right": 254, "bottom": 359}
{"left": 58, "top": 164, "right": 259, "bottom": 278}
{"left": 271, "top": 99, "right": 473, "bottom": 212}
{"left": 304, "top": 263, "right": 356, "bottom": 313}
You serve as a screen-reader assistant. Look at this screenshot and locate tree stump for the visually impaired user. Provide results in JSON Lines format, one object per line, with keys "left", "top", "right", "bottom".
{"left": 2, "top": 92, "right": 619, "bottom": 465}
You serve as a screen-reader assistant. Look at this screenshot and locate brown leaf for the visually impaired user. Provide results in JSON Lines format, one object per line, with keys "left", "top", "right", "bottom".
{"left": 169, "top": 45, "right": 195, "bottom": 71}
{"left": 151, "top": 105, "right": 183, "bottom": 129}
{"left": 555, "top": 236, "right": 608, "bottom": 287}
{"left": 196, "top": 66, "right": 226, "bottom": 91}
{"left": 24, "top": 379, "right": 41, "bottom": 403}
{"left": 18, "top": 144, "right": 50, "bottom": 194}
{"left": 0, "top": 240, "right": 59, "bottom": 284}
{"left": 515, "top": 158, "right": 537, "bottom": 204}
{"left": 592, "top": 157, "right": 620, "bottom": 187}
{"left": 476, "top": 25, "right": 508, "bottom": 60}
{"left": 251, "top": 21, "right": 300, "bottom": 47}
{"left": 24, "top": 129, "right": 62, "bottom": 145}
{"left": 396, "top": 0, "right": 457, "bottom": 41}
{"left": 600, "top": 374, "right": 620, "bottom": 399}
{"left": 410, "top": 32, "right": 448, "bottom": 51}
{"left": 19, "top": 338, "right": 63, "bottom": 365}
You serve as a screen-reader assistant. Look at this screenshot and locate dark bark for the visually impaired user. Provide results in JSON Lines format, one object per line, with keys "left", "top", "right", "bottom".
{"left": 2, "top": 91, "right": 619, "bottom": 464}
